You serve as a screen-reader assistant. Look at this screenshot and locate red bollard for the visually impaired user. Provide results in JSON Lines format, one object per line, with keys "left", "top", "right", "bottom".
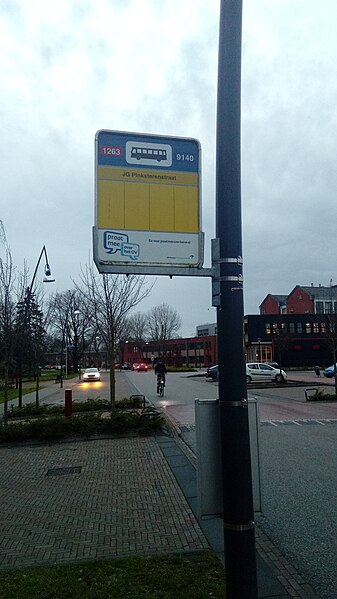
{"left": 65, "top": 389, "right": 72, "bottom": 417}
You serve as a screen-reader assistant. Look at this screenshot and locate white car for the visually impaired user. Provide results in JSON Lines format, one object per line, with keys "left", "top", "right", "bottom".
{"left": 82, "top": 367, "right": 100, "bottom": 382}
{"left": 246, "top": 363, "right": 287, "bottom": 384}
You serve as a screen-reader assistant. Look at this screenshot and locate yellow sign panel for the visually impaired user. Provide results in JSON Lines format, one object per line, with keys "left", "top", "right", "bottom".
{"left": 97, "top": 166, "right": 199, "bottom": 233}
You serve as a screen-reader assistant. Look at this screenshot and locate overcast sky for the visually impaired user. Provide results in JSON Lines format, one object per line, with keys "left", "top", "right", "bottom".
{"left": 1, "top": 0, "right": 337, "bottom": 337}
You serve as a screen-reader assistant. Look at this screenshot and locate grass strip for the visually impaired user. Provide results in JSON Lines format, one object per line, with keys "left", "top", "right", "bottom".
{"left": 0, "top": 552, "right": 225, "bottom": 599}
{"left": 0, "top": 387, "right": 36, "bottom": 405}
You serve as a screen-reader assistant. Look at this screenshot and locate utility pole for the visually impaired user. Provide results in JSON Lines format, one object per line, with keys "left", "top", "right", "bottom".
{"left": 215, "top": 1, "right": 258, "bottom": 596}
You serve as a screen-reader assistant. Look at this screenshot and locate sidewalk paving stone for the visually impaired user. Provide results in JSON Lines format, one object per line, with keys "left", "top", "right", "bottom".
{"left": 0, "top": 436, "right": 208, "bottom": 570}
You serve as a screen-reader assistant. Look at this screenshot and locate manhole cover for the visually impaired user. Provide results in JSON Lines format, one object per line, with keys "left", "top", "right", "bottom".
{"left": 47, "top": 466, "right": 82, "bottom": 476}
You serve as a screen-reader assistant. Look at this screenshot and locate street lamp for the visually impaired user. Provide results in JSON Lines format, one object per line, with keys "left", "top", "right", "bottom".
{"left": 60, "top": 309, "right": 81, "bottom": 386}
{"left": 25, "top": 246, "right": 55, "bottom": 304}
{"left": 95, "top": 336, "right": 100, "bottom": 367}
{"left": 18, "top": 245, "right": 55, "bottom": 407}
{"left": 257, "top": 338, "right": 261, "bottom": 362}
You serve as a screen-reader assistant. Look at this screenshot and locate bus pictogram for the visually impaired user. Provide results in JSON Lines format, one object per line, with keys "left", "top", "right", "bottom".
{"left": 130, "top": 146, "right": 167, "bottom": 162}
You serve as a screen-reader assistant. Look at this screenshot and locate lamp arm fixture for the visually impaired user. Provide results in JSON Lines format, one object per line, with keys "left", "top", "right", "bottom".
{"left": 25, "top": 245, "right": 55, "bottom": 305}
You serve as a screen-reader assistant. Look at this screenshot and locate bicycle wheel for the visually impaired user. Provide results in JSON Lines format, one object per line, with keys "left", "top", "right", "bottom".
{"left": 159, "top": 383, "right": 164, "bottom": 397}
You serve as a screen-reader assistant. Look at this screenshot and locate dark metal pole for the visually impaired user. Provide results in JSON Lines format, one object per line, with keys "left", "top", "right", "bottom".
{"left": 215, "top": 1, "right": 258, "bottom": 597}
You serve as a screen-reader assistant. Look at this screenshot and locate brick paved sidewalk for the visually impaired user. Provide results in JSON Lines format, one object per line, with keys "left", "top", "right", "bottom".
{"left": 0, "top": 436, "right": 208, "bottom": 570}
{"left": 0, "top": 374, "right": 208, "bottom": 569}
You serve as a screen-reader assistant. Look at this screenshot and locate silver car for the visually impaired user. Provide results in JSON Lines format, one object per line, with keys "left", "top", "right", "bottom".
{"left": 246, "top": 362, "right": 287, "bottom": 384}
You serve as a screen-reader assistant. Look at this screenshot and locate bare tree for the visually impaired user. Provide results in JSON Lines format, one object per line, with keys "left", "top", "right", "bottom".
{"left": 77, "top": 265, "right": 152, "bottom": 406}
{"left": 0, "top": 222, "right": 16, "bottom": 422}
{"left": 127, "top": 311, "right": 149, "bottom": 343}
{"left": 147, "top": 303, "right": 182, "bottom": 343}
{"left": 48, "top": 289, "right": 94, "bottom": 382}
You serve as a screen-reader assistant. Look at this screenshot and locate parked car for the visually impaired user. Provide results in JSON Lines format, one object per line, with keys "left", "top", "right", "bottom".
{"left": 246, "top": 362, "right": 287, "bottom": 384}
{"left": 323, "top": 364, "right": 337, "bottom": 378}
{"left": 133, "top": 363, "right": 148, "bottom": 372}
{"left": 265, "top": 362, "right": 280, "bottom": 369}
{"left": 206, "top": 365, "right": 218, "bottom": 380}
{"left": 82, "top": 367, "right": 100, "bottom": 382}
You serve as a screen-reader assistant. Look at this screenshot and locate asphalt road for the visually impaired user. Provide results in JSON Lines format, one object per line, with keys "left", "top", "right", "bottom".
{"left": 124, "top": 369, "right": 217, "bottom": 426}
{"left": 126, "top": 369, "right": 337, "bottom": 426}
{"left": 126, "top": 369, "right": 337, "bottom": 599}
{"left": 258, "top": 422, "right": 337, "bottom": 599}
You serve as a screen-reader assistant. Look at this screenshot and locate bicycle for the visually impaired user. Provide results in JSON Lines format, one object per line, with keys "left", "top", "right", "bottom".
{"left": 157, "top": 376, "right": 165, "bottom": 397}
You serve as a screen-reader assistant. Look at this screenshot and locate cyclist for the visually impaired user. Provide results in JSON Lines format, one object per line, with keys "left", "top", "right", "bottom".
{"left": 154, "top": 359, "right": 167, "bottom": 394}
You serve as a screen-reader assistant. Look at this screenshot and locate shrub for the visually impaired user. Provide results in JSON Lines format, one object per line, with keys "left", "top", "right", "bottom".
{"left": 8, "top": 403, "right": 63, "bottom": 419}
{"left": 309, "top": 390, "right": 337, "bottom": 402}
{"left": 0, "top": 415, "right": 104, "bottom": 442}
{"left": 116, "top": 395, "right": 145, "bottom": 409}
{"left": 0, "top": 410, "right": 163, "bottom": 443}
{"left": 7, "top": 399, "right": 111, "bottom": 420}
{"left": 73, "top": 398, "right": 110, "bottom": 412}
{"left": 108, "top": 409, "right": 141, "bottom": 432}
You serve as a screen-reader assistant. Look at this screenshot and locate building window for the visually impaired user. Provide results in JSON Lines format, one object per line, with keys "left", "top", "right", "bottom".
{"left": 265, "top": 323, "right": 271, "bottom": 335}
{"left": 313, "top": 323, "right": 319, "bottom": 333}
{"left": 297, "top": 323, "right": 302, "bottom": 334}
{"left": 289, "top": 323, "right": 295, "bottom": 334}
{"left": 321, "top": 322, "right": 326, "bottom": 333}
{"left": 325, "top": 301, "right": 333, "bottom": 314}
{"left": 306, "top": 323, "right": 311, "bottom": 333}
{"left": 316, "top": 301, "right": 324, "bottom": 314}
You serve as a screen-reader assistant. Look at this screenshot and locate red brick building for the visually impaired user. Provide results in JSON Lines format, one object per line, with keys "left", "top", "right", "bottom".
{"left": 259, "top": 294, "right": 287, "bottom": 315}
{"left": 260, "top": 284, "right": 337, "bottom": 315}
{"left": 122, "top": 335, "right": 217, "bottom": 369}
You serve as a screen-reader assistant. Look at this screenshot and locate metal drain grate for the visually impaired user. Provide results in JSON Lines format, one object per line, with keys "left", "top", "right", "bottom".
{"left": 47, "top": 466, "right": 82, "bottom": 476}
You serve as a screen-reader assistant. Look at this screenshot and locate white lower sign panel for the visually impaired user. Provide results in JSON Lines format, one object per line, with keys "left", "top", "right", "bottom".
{"left": 95, "top": 228, "right": 202, "bottom": 267}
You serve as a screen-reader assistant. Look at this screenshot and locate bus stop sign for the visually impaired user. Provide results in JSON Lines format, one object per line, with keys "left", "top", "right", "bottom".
{"left": 93, "top": 130, "right": 203, "bottom": 274}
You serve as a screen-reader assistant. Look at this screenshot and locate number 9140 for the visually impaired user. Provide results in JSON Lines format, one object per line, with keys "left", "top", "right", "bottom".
{"left": 176, "top": 153, "right": 194, "bottom": 162}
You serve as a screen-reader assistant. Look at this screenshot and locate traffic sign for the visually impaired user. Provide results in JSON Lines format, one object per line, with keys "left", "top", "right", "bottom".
{"left": 93, "top": 130, "right": 203, "bottom": 275}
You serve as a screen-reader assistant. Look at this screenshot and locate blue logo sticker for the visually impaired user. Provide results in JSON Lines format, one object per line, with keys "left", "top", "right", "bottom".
{"left": 103, "top": 231, "right": 139, "bottom": 261}
{"left": 104, "top": 231, "right": 129, "bottom": 254}
{"left": 121, "top": 242, "right": 140, "bottom": 261}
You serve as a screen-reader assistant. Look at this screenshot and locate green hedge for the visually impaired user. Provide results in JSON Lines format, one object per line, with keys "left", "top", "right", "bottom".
{"left": 0, "top": 410, "right": 163, "bottom": 443}
{"left": 307, "top": 390, "right": 337, "bottom": 402}
{"left": 7, "top": 397, "right": 145, "bottom": 420}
